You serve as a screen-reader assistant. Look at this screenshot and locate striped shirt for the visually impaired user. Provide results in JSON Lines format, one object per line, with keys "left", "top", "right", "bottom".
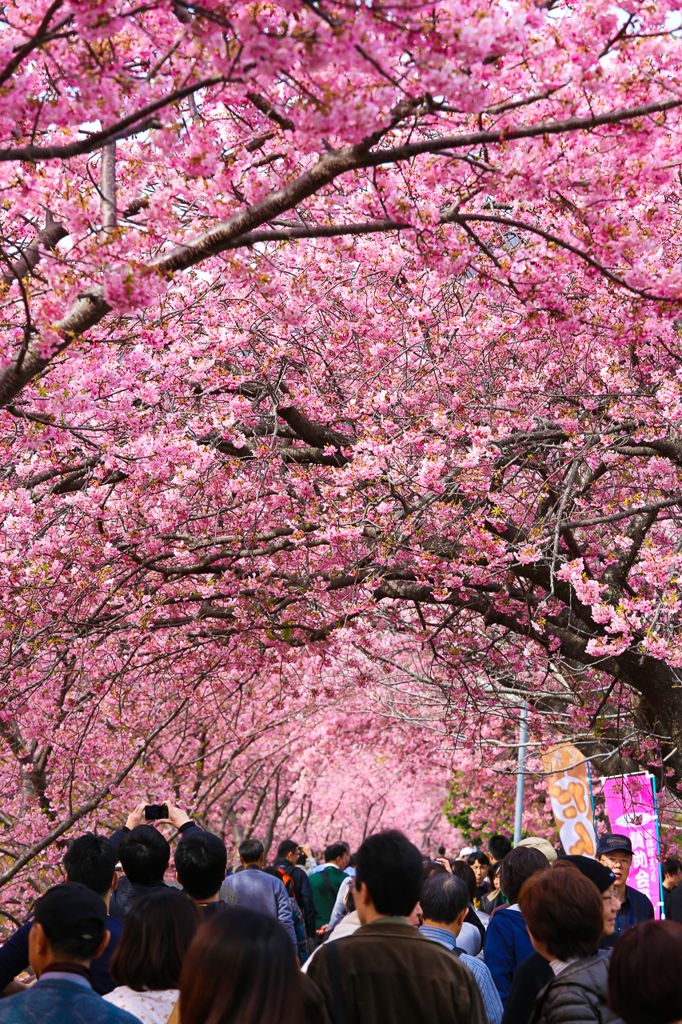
{"left": 419, "top": 925, "right": 503, "bottom": 1024}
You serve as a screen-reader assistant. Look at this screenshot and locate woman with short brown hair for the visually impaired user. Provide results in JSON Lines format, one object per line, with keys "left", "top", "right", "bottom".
{"left": 519, "top": 867, "right": 621, "bottom": 1024}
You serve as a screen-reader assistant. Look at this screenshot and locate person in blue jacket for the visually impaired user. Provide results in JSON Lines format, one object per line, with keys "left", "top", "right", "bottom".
{"left": 596, "top": 833, "right": 655, "bottom": 942}
{"left": 0, "top": 833, "right": 122, "bottom": 996}
{"left": 484, "top": 846, "right": 549, "bottom": 1005}
{"left": 0, "top": 883, "right": 139, "bottom": 1024}
{"left": 223, "top": 839, "right": 297, "bottom": 950}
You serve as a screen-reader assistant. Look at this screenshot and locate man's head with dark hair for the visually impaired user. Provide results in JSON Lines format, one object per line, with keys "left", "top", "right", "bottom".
{"left": 119, "top": 825, "right": 171, "bottom": 885}
{"left": 422, "top": 861, "right": 447, "bottom": 886}
{"left": 63, "top": 833, "right": 117, "bottom": 898}
{"left": 499, "top": 846, "right": 548, "bottom": 905}
{"left": 277, "top": 839, "right": 299, "bottom": 861}
{"left": 662, "top": 857, "right": 682, "bottom": 888}
{"left": 354, "top": 830, "right": 422, "bottom": 919}
{"left": 239, "top": 838, "right": 264, "bottom": 865}
{"left": 30, "top": 883, "right": 109, "bottom": 974}
{"left": 467, "top": 850, "right": 491, "bottom": 888}
{"left": 420, "top": 873, "right": 470, "bottom": 926}
{"left": 520, "top": 867, "right": 602, "bottom": 962}
{"left": 609, "top": 920, "right": 682, "bottom": 1024}
{"left": 175, "top": 832, "right": 228, "bottom": 901}
{"left": 324, "top": 842, "right": 348, "bottom": 866}
{"left": 488, "top": 834, "right": 512, "bottom": 863}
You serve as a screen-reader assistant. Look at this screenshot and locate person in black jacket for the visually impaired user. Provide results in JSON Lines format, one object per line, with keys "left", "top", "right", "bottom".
{"left": 0, "top": 833, "right": 123, "bottom": 996}
{"left": 174, "top": 830, "right": 239, "bottom": 914}
{"left": 273, "top": 839, "right": 317, "bottom": 940}
{"left": 519, "top": 864, "right": 622, "bottom": 1024}
{"left": 480, "top": 862, "right": 506, "bottom": 916}
{"left": 502, "top": 855, "right": 618, "bottom": 1024}
{"left": 109, "top": 802, "right": 203, "bottom": 921}
{"left": 467, "top": 851, "right": 492, "bottom": 904}
{"left": 661, "top": 857, "right": 682, "bottom": 920}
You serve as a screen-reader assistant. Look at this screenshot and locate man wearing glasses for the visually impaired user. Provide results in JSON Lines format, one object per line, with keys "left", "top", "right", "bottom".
{"left": 596, "top": 834, "right": 655, "bottom": 942}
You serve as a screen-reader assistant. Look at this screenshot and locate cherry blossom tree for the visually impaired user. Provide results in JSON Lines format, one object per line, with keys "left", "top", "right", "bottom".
{"left": 2, "top": 0, "right": 682, "bottom": 903}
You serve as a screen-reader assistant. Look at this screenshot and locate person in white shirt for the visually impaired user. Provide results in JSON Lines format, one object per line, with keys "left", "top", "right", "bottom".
{"left": 104, "top": 889, "right": 201, "bottom": 1024}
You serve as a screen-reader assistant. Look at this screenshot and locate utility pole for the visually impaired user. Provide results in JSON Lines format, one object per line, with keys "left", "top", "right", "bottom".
{"left": 513, "top": 702, "right": 529, "bottom": 845}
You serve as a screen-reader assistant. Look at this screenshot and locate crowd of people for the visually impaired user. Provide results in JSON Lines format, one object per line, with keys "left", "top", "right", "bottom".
{"left": 0, "top": 802, "right": 681, "bottom": 1024}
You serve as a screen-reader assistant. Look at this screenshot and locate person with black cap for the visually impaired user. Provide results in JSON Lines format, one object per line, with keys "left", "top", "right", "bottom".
{"left": 501, "top": 856, "right": 620, "bottom": 1024}
{"left": 0, "top": 832, "right": 123, "bottom": 997}
{"left": 596, "top": 834, "right": 654, "bottom": 940}
{"left": 0, "top": 883, "right": 139, "bottom": 1024}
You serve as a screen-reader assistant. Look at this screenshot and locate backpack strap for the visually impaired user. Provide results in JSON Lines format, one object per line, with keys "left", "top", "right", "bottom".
{"left": 320, "top": 868, "right": 338, "bottom": 898}
{"left": 326, "top": 941, "right": 348, "bottom": 1024}
{"left": 166, "top": 1001, "right": 180, "bottom": 1024}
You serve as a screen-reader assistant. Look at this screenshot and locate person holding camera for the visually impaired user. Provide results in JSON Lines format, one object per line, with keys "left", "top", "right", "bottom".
{"left": 109, "top": 802, "right": 202, "bottom": 922}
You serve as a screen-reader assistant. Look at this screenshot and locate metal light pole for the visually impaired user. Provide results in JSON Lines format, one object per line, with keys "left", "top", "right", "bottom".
{"left": 513, "top": 702, "right": 529, "bottom": 846}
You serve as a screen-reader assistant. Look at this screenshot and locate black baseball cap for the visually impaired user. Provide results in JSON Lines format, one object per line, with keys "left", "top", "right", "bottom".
{"left": 596, "top": 833, "right": 633, "bottom": 857}
{"left": 34, "top": 882, "right": 107, "bottom": 945}
{"left": 563, "top": 855, "right": 616, "bottom": 893}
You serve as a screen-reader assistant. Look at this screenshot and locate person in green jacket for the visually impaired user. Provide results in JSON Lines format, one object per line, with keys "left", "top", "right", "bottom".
{"left": 309, "top": 843, "right": 350, "bottom": 931}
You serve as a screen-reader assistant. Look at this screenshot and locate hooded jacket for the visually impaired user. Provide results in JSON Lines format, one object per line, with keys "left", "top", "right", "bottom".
{"left": 484, "top": 907, "right": 534, "bottom": 1005}
{"left": 529, "top": 951, "right": 623, "bottom": 1024}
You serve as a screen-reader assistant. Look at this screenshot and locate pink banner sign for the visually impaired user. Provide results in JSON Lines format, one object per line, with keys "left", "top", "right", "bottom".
{"left": 601, "top": 773, "right": 662, "bottom": 919}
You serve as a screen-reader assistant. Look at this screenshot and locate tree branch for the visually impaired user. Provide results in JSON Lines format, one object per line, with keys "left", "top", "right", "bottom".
{"left": 0, "top": 94, "right": 679, "bottom": 406}
{"left": 0, "top": 79, "right": 222, "bottom": 162}
{"left": 1, "top": 211, "right": 66, "bottom": 286}
{"left": 0, "top": 697, "right": 190, "bottom": 888}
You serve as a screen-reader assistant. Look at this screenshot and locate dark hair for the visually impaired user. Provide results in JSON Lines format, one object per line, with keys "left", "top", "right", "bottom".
{"left": 63, "top": 833, "right": 117, "bottom": 898}
{"left": 180, "top": 908, "right": 300, "bottom": 1024}
{"left": 175, "top": 832, "right": 227, "bottom": 901}
{"left": 488, "top": 862, "right": 502, "bottom": 883}
{"left": 519, "top": 867, "right": 602, "bottom": 961}
{"left": 420, "top": 873, "right": 470, "bottom": 925}
{"left": 355, "top": 830, "right": 422, "bottom": 917}
{"left": 662, "top": 858, "right": 682, "bottom": 877}
{"left": 118, "top": 825, "right": 170, "bottom": 885}
{"left": 467, "top": 851, "right": 490, "bottom": 867}
{"left": 49, "top": 930, "right": 104, "bottom": 962}
{"left": 276, "top": 839, "right": 299, "bottom": 860}
{"left": 263, "top": 866, "right": 293, "bottom": 897}
{"left": 422, "top": 861, "right": 447, "bottom": 886}
{"left": 609, "top": 920, "right": 682, "bottom": 1024}
{"left": 489, "top": 834, "right": 512, "bottom": 862}
{"left": 111, "top": 890, "right": 201, "bottom": 990}
{"left": 450, "top": 860, "right": 477, "bottom": 902}
{"left": 324, "top": 842, "right": 347, "bottom": 863}
{"left": 239, "top": 839, "right": 264, "bottom": 864}
{"left": 437, "top": 845, "right": 446, "bottom": 856}
{"left": 499, "top": 846, "right": 548, "bottom": 904}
